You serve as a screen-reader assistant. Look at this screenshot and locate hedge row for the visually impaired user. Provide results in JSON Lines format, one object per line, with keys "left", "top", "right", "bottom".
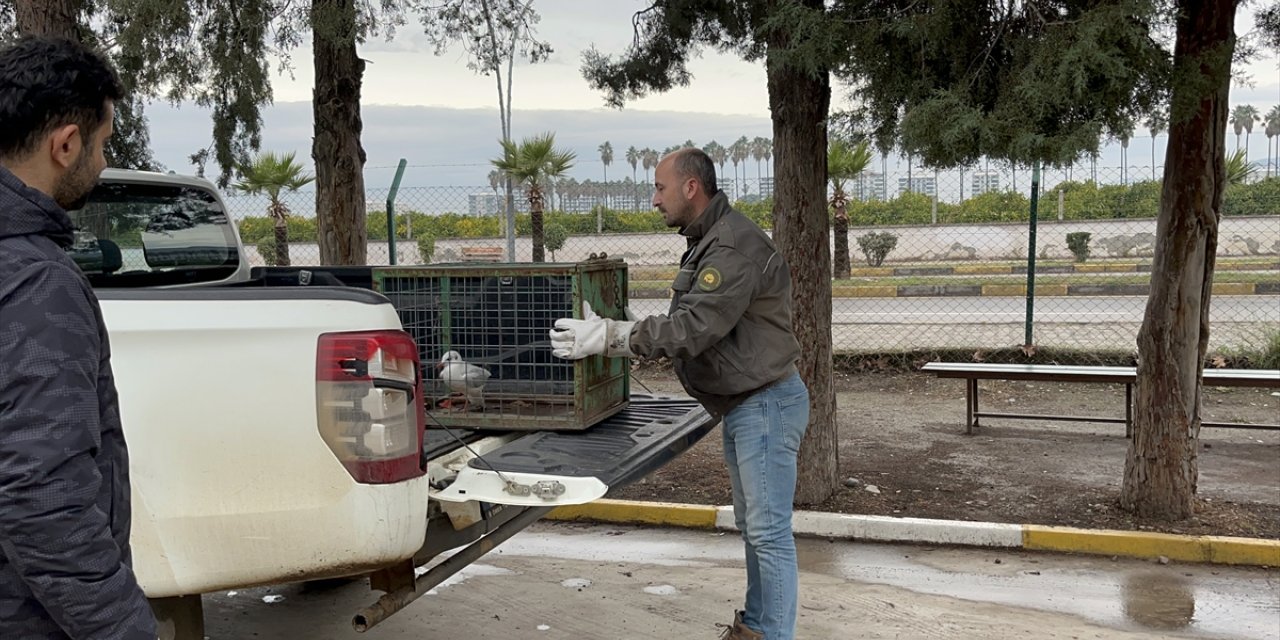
{"left": 233, "top": 178, "right": 1280, "bottom": 242}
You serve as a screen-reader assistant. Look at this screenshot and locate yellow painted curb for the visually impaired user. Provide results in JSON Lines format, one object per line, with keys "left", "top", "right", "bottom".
{"left": 1212, "top": 282, "right": 1255, "bottom": 296}
{"left": 850, "top": 267, "right": 894, "bottom": 277}
{"left": 546, "top": 499, "right": 718, "bottom": 529}
{"left": 982, "top": 284, "right": 1027, "bottom": 297}
{"left": 1073, "top": 263, "right": 1111, "bottom": 273}
{"left": 1034, "top": 284, "right": 1070, "bottom": 297}
{"left": 1105, "top": 263, "right": 1140, "bottom": 272}
{"left": 833, "top": 285, "right": 897, "bottom": 298}
{"left": 1023, "top": 525, "right": 1280, "bottom": 567}
{"left": 955, "top": 264, "right": 1012, "bottom": 275}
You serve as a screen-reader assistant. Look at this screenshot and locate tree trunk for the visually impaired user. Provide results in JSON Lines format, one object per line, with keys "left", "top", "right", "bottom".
{"left": 1121, "top": 0, "right": 1235, "bottom": 520}
{"left": 274, "top": 222, "right": 291, "bottom": 267}
{"left": 833, "top": 201, "right": 850, "bottom": 280}
{"left": 14, "top": 0, "right": 80, "bottom": 39}
{"left": 311, "top": 0, "right": 367, "bottom": 266}
{"left": 530, "top": 189, "right": 545, "bottom": 262}
{"left": 766, "top": 0, "right": 837, "bottom": 506}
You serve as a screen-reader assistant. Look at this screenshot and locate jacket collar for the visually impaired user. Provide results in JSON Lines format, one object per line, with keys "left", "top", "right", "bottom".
{"left": 679, "top": 191, "right": 732, "bottom": 241}
{"left": 0, "top": 165, "right": 76, "bottom": 248}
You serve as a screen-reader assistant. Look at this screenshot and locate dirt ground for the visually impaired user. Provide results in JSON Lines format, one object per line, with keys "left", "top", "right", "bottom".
{"left": 613, "top": 367, "right": 1280, "bottom": 539}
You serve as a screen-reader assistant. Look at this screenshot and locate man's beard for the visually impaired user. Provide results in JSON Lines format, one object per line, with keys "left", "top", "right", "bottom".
{"left": 53, "top": 147, "right": 98, "bottom": 211}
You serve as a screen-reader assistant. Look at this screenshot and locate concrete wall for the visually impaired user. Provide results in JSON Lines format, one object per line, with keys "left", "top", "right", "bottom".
{"left": 245, "top": 215, "right": 1280, "bottom": 267}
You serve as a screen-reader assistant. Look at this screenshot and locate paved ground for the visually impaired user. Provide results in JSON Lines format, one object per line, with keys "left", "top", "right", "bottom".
{"left": 201, "top": 522, "right": 1280, "bottom": 639}
{"left": 616, "top": 372, "right": 1280, "bottom": 538}
{"left": 632, "top": 295, "right": 1280, "bottom": 353}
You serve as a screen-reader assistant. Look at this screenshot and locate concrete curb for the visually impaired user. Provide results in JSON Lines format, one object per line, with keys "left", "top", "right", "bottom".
{"left": 630, "top": 281, "right": 1271, "bottom": 299}
{"left": 545, "top": 499, "right": 1280, "bottom": 568}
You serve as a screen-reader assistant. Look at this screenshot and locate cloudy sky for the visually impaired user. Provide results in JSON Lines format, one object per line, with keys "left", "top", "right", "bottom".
{"left": 142, "top": 1, "right": 1280, "bottom": 190}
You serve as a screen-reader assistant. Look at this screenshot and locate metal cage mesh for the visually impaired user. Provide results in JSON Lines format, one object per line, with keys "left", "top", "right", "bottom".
{"left": 373, "top": 259, "right": 630, "bottom": 431}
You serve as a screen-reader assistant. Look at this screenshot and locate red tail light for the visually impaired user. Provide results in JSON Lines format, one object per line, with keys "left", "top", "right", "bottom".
{"left": 316, "top": 331, "right": 426, "bottom": 484}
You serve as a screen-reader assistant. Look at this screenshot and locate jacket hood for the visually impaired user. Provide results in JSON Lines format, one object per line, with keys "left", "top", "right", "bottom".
{"left": 0, "top": 165, "right": 76, "bottom": 247}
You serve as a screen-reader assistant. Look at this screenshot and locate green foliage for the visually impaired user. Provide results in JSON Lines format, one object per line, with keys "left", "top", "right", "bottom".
{"left": 1223, "top": 177, "right": 1280, "bottom": 216}
{"left": 544, "top": 223, "right": 568, "bottom": 260}
{"left": 829, "top": 1, "right": 1170, "bottom": 167}
{"left": 845, "top": 192, "right": 934, "bottom": 226}
{"left": 416, "top": 234, "right": 435, "bottom": 264}
{"left": 828, "top": 138, "right": 872, "bottom": 195}
{"left": 1225, "top": 149, "right": 1256, "bottom": 186}
{"left": 235, "top": 151, "right": 315, "bottom": 201}
{"left": 856, "top": 231, "right": 898, "bottom": 267}
{"left": 1066, "top": 232, "right": 1092, "bottom": 263}
{"left": 255, "top": 234, "right": 278, "bottom": 266}
{"left": 237, "top": 216, "right": 317, "bottom": 243}
{"left": 948, "top": 190, "right": 1029, "bottom": 223}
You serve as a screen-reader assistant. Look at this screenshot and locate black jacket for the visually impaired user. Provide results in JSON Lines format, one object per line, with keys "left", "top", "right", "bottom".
{"left": 0, "top": 166, "right": 156, "bottom": 638}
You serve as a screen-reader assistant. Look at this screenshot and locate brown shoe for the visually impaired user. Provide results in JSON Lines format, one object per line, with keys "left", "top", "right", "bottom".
{"left": 716, "top": 610, "right": 763, "bottom": 640}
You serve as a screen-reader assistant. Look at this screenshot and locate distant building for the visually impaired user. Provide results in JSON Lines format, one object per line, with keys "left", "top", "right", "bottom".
{"left": 852, "top": 172, "right": 886, "bottom": 201}
{"left": 971, "top": 171, "right": 1001, "bottom": 196}
{"left": 468, "top": 193, "right": 504, "bottom": 217}
{"left": 897, "top": 175, "right": 937, "bottom": 197}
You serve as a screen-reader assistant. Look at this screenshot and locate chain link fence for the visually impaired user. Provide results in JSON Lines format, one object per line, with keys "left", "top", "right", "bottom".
{"left": 221, "top": 164, "right": 1280, "bottom": 363}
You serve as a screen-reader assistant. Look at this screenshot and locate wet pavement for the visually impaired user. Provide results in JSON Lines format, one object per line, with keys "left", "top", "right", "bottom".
{"left": 203, "top": 521, "right": 1280, "bottom": 639}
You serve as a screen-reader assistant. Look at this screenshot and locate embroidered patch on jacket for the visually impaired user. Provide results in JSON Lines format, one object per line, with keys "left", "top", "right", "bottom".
{"left": 697, "top": 266, "right": 722, "bottom": 291}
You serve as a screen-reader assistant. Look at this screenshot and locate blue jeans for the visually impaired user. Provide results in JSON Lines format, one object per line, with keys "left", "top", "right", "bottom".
{"left": 721, "top": 371, "right": 809, "bottom": 640}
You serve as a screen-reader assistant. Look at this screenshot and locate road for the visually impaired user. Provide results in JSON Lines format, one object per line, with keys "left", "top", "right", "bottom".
{"left": 632, "top": 295, "right": 1280, "bottom": 325}
{"left": 201, "top": 522, "right": 1279, "bottom": 639}
{"left": 631, "top": 295, "right": 1279, "bottom": 352}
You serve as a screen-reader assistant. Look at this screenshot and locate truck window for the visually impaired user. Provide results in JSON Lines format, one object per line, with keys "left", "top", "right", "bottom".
{"left": 65, "top": 181, "right": 241, "bottom": 287}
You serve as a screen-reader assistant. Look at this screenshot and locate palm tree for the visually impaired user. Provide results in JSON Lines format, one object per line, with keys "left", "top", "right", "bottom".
{"left": 760, "top": 138, "right": 773, "bottom": 181}
{"left": 492, "top": 132, "right": 576, "bottom": 262}
{"left": 829, "top": 138, "right": 873, "bottom": 280}
{"left": 703, "top": 141, "right": 729, "bottom": 188}
{"left": 1146, "top": 113, "right": 1166, "bottom": 181}
{"left": 1225, "top": 148, "right": 1257, "bottom": 186}
{"left": 751, "top": 136, "right": 770, "bottom": 185}
{"left": 598, "top": 141, "right": 613, "bottom": 206}
{"left": 1265, "top": 106, "right": 1280, "bottom": 177}
{"left": 1230, "top": 105, "right": 1260, "bottom": 158}
{"left": 598, "top": 141, "right": 614, "bottom": 230}
{"left": 730, "top": 136, "right": 750, "bottom": 196}
{"left": 235, "top": 151, "right": 314, "bottom": 267}
{"left": 626, "top": 145, "right": 640, "bottom": 209}
{"left": 1118, "top": 124, "right": 1133, "bottom": 185}
{"left": 641, "top": 148, "right": 658, "bottom": 185}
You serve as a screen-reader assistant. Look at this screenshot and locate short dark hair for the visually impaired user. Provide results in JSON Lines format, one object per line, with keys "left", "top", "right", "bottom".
{"left": 672, "top": 148, "right": 719, "bottom": 196}
{"left": 0, "top": 36, "right": 123, "bottom": 161}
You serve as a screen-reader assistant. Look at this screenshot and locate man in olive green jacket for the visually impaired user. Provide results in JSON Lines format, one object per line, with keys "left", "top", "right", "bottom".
{"left": 551, "top": 148, "right": 809, "bottom": 640}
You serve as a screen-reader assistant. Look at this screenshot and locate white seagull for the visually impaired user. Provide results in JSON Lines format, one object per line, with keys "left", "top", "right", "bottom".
{"left": 436, "top": 350, "right": 490, "bottom": 411}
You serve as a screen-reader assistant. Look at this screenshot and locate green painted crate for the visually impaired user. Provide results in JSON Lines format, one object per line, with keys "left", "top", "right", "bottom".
{"left": 372, "top": 258, "right": 630, "bottom": 431}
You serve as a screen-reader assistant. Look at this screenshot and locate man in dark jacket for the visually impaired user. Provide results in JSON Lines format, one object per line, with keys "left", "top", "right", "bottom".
{"left": 551, "top": 148, "right": 809, "bottom": 640}
{"left": 0, "top": 37, "right": 158, "bottom": 639}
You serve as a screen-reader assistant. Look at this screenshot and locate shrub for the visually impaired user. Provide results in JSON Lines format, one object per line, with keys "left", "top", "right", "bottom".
{"left": 255, "top": 234, "right": 278, "bottom": 266}
{"left": 1066, "top": 231, "right": 1091, "bottom": 263}
{"left": 856, "top": 231, "right": 898, "bottom": 267}
{"left": 416, "top": 234, "right": 435, "bottom": 264}
{"left": 544, "top": 223, "right": 568, "bottom": 260}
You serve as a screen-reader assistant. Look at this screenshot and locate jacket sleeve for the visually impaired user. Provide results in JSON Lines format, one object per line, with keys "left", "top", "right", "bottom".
{"left": 0, "top": 262, "right": 156, "bottom": 639}
{"left": 629, "top": 244, "right": 759, "bottom": 360}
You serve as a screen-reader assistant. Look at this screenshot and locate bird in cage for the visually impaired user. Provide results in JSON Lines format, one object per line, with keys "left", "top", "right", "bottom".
{"left": 436, "top": 350, "right": 490, "bottom": 411}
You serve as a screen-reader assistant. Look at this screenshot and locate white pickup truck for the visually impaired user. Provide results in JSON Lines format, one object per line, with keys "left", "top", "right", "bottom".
{"left": 66, "top": 169, "right": 716, "bottom": 637}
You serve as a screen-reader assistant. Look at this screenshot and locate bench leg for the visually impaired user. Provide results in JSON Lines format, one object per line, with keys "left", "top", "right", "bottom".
{"left": 966, "top": 378, "right": 980, "bottom": 435}
{"left": 1125, "top": 383, "right": 1133, "bottom": 439}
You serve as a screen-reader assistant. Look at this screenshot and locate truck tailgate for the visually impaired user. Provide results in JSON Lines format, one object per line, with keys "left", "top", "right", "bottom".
{"left": 428, "top": 396, "right": 716, "bottom": 506}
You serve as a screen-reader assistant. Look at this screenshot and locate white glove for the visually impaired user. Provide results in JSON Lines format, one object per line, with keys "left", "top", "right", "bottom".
{"left": 550, "top": 302, "right": 635, "bottom": 359}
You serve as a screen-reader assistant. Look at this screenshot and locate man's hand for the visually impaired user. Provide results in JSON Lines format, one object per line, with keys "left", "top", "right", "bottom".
{"left": 550, "top": 303, "right": 635, "bottom": 359}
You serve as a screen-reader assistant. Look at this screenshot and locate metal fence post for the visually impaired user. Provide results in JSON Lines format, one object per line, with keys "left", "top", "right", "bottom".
{"left": 385, "top": 158, "right": 407, "bottom": 265}
{"left": 1024, "top": 162, "right": 1041, "bottom": 348}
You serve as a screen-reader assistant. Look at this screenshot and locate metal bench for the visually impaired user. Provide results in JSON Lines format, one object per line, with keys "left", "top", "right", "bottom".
{"left": 920, "top": 362, "right": 1280, "bottom": 436}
